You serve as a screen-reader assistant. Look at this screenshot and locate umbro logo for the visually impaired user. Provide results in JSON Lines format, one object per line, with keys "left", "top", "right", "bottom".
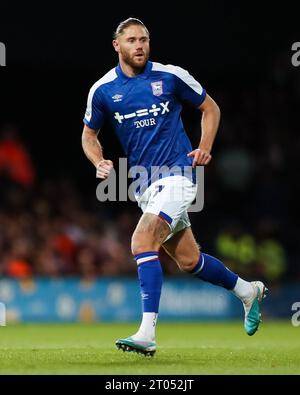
{"left": 112, "top": 94, "right": 123, "bottom": 102}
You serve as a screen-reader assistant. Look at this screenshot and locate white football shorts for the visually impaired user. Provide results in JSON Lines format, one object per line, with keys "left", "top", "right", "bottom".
{"left": 136, "top": 175, "right": 197, "bottom": 242}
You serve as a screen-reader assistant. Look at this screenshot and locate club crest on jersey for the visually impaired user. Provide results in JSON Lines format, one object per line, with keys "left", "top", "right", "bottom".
{"left": 151, "top": 81, "right": 163, "bottom": 96}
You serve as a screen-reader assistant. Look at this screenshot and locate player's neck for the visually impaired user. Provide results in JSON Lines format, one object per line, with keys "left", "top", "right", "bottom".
{"left": 119, "top": 60, "right": 145, "bottom": 78}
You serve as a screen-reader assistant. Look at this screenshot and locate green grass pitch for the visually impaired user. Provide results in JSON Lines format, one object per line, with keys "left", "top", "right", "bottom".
{"left": 0, "top": 321, "right": 299, "bottom": 375}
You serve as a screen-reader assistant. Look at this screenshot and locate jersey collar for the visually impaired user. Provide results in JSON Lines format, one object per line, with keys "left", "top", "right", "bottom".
{"left": 116, "top": 61, "right": 152, "bottom": 83}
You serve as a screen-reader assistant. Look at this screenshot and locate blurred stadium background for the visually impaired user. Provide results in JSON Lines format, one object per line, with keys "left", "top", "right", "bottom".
{"left": 0, "top": 3, "right": 299, "bottom": 332}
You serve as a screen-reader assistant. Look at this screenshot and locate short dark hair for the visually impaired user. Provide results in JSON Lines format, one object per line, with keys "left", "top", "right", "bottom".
{"left": 113, "top": 18, "right": 149, "bottom": 39}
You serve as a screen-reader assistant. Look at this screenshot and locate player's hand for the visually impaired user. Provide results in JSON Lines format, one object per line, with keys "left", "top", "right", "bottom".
{"left": 187, "top": 148, "right": 212, "bottom": 168}
{"left": 96, "top": 159, "right": 114, "bottom": 179}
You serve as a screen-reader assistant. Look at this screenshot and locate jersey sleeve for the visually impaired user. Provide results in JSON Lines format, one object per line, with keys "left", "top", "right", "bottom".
{"left": 83, "top": 86, "right": 106, "bottom": 130}
{"left": 173, "top": 66, "right": 206, "bottom": 107}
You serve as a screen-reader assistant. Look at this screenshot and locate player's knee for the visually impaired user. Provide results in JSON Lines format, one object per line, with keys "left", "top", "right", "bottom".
{"left": 131, "top": 234, "right": 159, "bottom": 256}
{"left": 179, "top": 255, "right": 200, "bottom": 272}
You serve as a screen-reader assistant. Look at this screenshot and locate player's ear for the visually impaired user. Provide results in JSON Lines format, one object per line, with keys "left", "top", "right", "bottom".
{"left": 112, "top": 40, "right": 120, "bottom": 53}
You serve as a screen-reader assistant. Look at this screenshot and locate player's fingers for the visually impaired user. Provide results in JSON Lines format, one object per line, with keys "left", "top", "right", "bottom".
{"left": 197, "top": 151, "right": 204, "bottom": 162}
{"left": 101, "top": 161, "right": 114, "bottom": 172}
{"left": 200, "top": 153, "right": 211, "bottom": 165}
{"left": 96, "top": 168, "right": 109, "bottom": 178}
{"left": 203, "top": 155, "right": 212, "bottom": 165}
{"left": 201, "top": 153, "right": 209, "bottom": 164}
{"left": 188, "top": 149, "right": 200, "bottom": 158}
{"left": 97, "top": 159, "right": 113, "bottom": 167}
{"left": 101, "top": 164, "right": 113, "bottom": 172}
{"left": 96, "top": 168, "right": 105, "bottom": 176}
{"left": 101, "top": 159, "right": 113, "bottom": 166}
{"left": 192, "top": 150, "right": 200, "bottom": 168}
{"left": 97, "top": 166, "right": 110, "bottom": 174}
{"left": 96, "top": 161, "right": 112, "bottom": 173}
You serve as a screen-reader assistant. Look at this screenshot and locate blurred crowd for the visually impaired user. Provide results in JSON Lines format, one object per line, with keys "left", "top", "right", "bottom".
{"left": 0, "top": 53, "right": 299, "bottom": 284}
{"left": 0, "top": 177, "right": 138, "bottom": 279}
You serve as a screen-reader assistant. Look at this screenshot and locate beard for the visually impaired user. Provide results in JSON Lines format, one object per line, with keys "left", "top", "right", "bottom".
{"left": 120, "top": 48, "right": 149, "bottom": 71}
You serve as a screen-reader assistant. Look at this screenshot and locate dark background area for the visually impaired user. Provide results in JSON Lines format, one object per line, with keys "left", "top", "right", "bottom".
{"left": 0, "top": 1, "right": 299, "bottom": 282}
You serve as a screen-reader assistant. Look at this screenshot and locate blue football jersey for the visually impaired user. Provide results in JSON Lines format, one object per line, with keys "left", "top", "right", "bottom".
{"left": 83, "top": 61, "right": 206, "bottom": 192}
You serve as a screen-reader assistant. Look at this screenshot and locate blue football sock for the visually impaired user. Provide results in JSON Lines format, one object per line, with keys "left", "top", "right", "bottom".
{"left": 134, "top": 251, "right": 163, "bottom": 313}
{"left": 191, "top": 253, "right": 238, "bottom": 290}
